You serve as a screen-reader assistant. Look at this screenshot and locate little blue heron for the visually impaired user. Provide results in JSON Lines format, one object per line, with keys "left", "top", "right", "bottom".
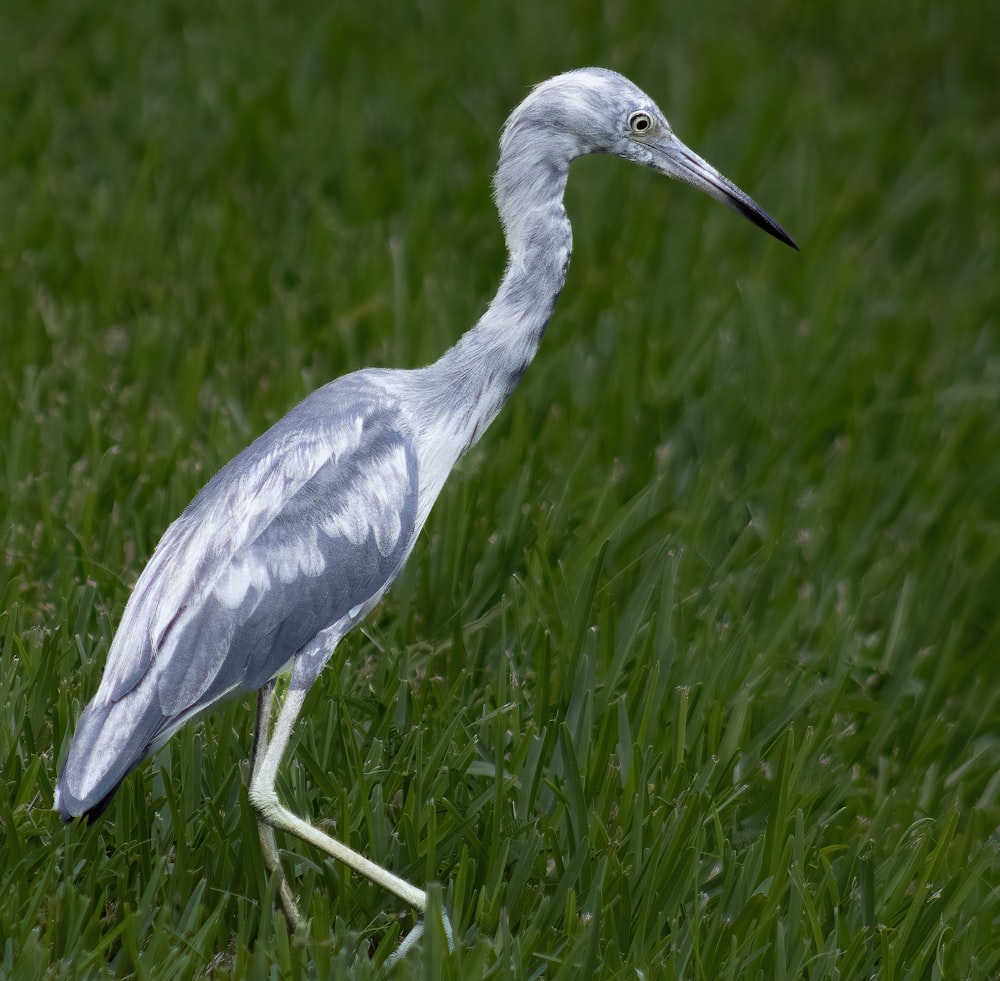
{"left": 56, "top": 68, "right": 796, "bottom": 950}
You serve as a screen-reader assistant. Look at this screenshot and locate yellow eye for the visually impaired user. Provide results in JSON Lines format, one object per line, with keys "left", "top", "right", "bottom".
{"left": 628, "top": 111, "right": 653, "bottom": 134}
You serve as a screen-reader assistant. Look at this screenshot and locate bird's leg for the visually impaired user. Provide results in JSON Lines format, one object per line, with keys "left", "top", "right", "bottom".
{"left": 247, "top": 678, "right": 453, "bottom": 959}
{"left": 250, "top": 679, "right": 302, "bottom": 931}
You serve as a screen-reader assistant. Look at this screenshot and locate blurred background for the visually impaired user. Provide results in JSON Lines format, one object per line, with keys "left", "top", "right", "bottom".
{"left": 1, "top": 0, "right": 998, "bottom": 977}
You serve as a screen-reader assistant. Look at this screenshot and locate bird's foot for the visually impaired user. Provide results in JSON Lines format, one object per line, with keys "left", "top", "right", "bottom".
{"left": 385, "top": 907, "right": 454, "bottom": 968}
{"left": 386, "top": 921, "right": 423, "bottom": 968}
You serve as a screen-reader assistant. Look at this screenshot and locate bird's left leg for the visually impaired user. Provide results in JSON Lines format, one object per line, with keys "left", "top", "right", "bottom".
{"left": 250, "top": 678, "right": 302, "bottom": 930}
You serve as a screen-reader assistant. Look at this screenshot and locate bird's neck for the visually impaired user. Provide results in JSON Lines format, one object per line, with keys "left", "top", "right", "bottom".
{"left": 419, "top": 149, "right": 573, "bottom": 454}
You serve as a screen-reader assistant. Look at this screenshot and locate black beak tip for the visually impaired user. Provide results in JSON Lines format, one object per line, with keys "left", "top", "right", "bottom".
{"left": 731, "top": 196, "right": 798, "bottom": 251}
{"left": 776, "top": 222, "right": 800, "bottom": 251}
{"left": 775, "top": 226, "right": 799, "bottom": 252}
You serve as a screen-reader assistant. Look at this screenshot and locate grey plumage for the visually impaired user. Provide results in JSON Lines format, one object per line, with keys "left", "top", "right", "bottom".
{"left": 57, "top": 373, "right": 419, "bottom": 816}
{"left": 55, "top": 67, "right": 795, "bottom": 948}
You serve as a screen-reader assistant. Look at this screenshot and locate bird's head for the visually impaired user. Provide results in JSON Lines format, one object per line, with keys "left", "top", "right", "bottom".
{"left": 499, "top": 67, "right": 797, "bottom": 249}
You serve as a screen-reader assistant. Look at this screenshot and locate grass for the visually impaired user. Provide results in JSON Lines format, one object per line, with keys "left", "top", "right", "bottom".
{"left": 2, "top": 0, "right": 999, "bottom": 977}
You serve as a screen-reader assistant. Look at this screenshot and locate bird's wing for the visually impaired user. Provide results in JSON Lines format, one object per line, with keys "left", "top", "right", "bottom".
{"left": 98, "top": 372, "right": 418, "bottom": 710}
{"left": 57, "top": 372, "right": 420, "bottom": 816}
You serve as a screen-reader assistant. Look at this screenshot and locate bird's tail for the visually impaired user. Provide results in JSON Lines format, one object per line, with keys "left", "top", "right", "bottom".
{"left": 55, "top": 685, "right": 164, "bottom": 822}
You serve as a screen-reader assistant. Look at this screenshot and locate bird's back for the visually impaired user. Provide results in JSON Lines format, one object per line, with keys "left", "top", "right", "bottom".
{"left": 56, "top": 371, "right": 420, "bottom": 820}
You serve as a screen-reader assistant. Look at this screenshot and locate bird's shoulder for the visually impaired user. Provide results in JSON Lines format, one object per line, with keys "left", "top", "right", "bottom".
{"left": 165, "top": 369, "right": 410, "bottom": 563}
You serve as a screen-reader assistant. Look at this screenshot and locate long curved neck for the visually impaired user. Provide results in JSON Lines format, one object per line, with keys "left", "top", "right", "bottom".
{"left": 417, "top": 136, "right": 574, "bottom": 453}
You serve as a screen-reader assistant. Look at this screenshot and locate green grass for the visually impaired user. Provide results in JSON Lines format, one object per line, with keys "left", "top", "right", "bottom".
{"left": 2, "top": 0, "right": 999, "bottom": 977}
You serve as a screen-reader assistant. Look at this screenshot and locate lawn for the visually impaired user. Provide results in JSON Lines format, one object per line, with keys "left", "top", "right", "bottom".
{"left": 2, "top": 0, "right": 998, "bottom": 977}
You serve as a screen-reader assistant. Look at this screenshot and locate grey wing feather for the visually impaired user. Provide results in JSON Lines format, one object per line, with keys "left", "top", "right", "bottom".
{"left": 56, "top": 372, "right": 419, "bottom": 819}
{"left": 157, "top": 416, "right": 417, "bottom": 712}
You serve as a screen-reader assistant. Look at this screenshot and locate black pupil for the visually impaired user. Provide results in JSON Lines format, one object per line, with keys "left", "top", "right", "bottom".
{"left": 635, "top": 116, "right": 648, "bottom": 130}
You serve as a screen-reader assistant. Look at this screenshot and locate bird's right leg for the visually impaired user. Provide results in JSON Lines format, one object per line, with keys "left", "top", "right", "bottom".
{"left": 247, "top": 676, "right": 453, "bottom": 960}
{"left": 250, "top": 678, "right": 302, "bottom": 931}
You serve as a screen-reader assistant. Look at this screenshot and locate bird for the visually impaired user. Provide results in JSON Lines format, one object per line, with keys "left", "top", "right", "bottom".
{"left": 55, "top": 67, "right": 796, "bottom": 952}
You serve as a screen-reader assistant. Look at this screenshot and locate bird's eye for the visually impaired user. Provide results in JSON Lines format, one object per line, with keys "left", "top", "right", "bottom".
{"left": 628, "top": 111, "right": 653, "bottom": 134}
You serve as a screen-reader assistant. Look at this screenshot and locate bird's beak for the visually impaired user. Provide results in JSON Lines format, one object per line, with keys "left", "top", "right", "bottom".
{"left": 652, "top": 135, "right": 798, "bottom": 250}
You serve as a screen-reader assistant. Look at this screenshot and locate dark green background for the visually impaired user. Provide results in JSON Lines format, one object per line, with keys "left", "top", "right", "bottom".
{"left": 2, "top": 1, "right": 998, "bottom": 977}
